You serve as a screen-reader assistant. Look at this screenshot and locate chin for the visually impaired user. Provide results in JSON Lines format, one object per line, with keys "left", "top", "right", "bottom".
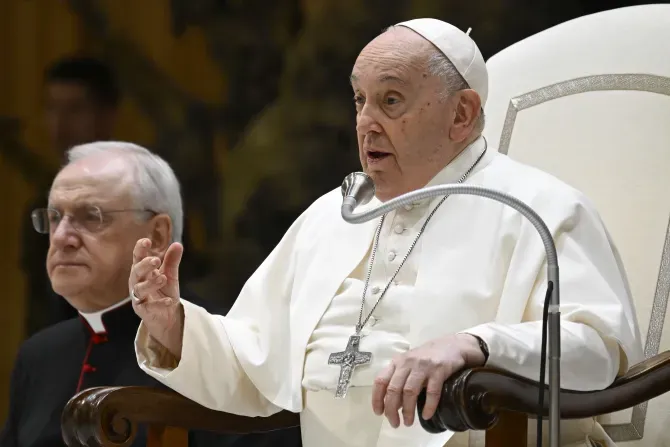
{"left": 373, "top": 186, "right": 394, "bottom": 202}
{"left": 51, "top": 283, "right": 83, "bottom": 298}
{"left": 50, "top": 274, "right": 90, "bottom": 298}
{"left": 364, "top": 170, "right": 385, "bottom": 185}
{"left": 375, "top": 184, "right": 409, "bottom": 202}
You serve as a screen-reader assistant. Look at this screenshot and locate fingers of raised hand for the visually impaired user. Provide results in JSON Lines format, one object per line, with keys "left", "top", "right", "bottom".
{"left": 132, "top": 271, "right": 167, "bottom": 304}
{"left": 160, "top": 242, "right": 183, "bottom": 282}
{"left": 133, "top": 238, "right": 152, "bottom": 264}
{"left": 130, "top": 256, "right": 162, "bottom": 299}
{"left": 134, "top": 256, "right": 162, "bottom": 281}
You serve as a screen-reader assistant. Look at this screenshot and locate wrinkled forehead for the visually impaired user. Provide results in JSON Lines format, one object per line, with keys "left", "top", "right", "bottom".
{"left": 351, "top": 27, "right": 433, "bottom": 87}
{"left": 49, "top": 155, "right": 133, "bottom": 208}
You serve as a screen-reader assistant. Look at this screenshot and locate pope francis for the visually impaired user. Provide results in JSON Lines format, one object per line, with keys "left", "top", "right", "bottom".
{"left": 129, "top": 18, "right": 642, "bottom": 447}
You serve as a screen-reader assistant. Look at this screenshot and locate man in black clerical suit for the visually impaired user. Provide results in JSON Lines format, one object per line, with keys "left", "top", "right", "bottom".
{"left": 22, "top": 55, "right": 207, "bottom": 338}
{"left": 1, "top": 143, "right": 302, "bottom": 447}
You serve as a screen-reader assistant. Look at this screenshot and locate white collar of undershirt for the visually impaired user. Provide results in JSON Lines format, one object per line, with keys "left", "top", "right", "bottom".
{"left": 79, "top": 296, "right": 132, "bottom": 334}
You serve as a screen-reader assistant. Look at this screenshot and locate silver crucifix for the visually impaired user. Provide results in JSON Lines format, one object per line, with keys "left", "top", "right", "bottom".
{"left": 328, "top": 334, "right": 372, "bottom": 398}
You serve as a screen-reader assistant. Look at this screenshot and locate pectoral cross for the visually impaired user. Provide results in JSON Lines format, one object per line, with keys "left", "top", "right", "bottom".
{"left": 328, "top": 334, "right": 372, "bottom": 398}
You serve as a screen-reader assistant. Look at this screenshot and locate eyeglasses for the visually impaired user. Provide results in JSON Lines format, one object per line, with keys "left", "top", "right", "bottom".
{"left": 31, "top": 206, "right": 157, "bottom": 234}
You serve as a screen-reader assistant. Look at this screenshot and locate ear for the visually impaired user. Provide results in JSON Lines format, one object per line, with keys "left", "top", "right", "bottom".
{"left": 448, "top": 90, "right": 481, "bottom": 143}
{"left": 147, "top": 214, "right": 173, "bottom": 258}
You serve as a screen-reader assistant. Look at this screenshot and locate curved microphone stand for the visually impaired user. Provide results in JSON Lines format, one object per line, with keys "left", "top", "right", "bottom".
{"left": 340, "top": 172, "right": 561, "bottom": 447}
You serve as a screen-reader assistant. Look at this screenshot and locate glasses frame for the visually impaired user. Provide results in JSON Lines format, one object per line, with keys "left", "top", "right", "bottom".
{"left": 31, "top": 206, "right": 157, "bottom": 235}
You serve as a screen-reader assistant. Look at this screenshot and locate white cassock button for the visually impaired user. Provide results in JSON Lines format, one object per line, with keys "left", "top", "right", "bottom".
{"left": 394, "top": 224, "right": 404, "bottom": 234}
{"left": 371, "top": 286, "right": 380, "bottom": 294}
{"left": 388, "top": 251, "right": 396, "bottom": 261}
{"left": 404, "top": 204, "right": 413, "bottom": 211}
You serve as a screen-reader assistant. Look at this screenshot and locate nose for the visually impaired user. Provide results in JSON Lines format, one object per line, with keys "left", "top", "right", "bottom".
{"left": 356, "top": 103, "right": 383, "bottom": 136}
{"left": 50, "top": 217, "right": 81, "bottom": 249}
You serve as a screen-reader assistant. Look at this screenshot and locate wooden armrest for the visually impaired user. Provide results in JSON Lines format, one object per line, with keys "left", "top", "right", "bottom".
{"left": 418, "top": 350, "right": 670, "bottom": 433}
{"left": 61, "top": 386, "right": 299, "bottom": 447}
{"left": 63, "top": 352, "right": 670, "bottom": 445}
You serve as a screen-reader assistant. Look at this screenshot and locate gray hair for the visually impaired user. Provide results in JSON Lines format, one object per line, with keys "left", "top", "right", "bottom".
{"left": 426, "top": 49, "right": 485, "bottom": 134}
{"left": 65, "top": 141, "right": 184, "bottom": 243}
{"left": 382, "top": 25, "right": 485, "bottom": 134}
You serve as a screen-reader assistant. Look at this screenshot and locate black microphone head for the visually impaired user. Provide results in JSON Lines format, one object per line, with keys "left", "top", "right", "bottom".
{"left": 341, "top": 172, "right": 375, "bottom": 206}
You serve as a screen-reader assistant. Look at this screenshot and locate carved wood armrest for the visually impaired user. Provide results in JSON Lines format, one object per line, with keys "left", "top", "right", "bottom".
{"left": 418, "top": 350, "right": 670, "bottom": 433}
{"left": 61, "top": 386, "right": 300, "bottom": 447}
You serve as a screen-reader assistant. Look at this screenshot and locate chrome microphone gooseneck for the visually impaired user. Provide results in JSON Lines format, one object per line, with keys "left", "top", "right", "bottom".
{"left": 341, "top": 172, "right": 560, "bottom": 447}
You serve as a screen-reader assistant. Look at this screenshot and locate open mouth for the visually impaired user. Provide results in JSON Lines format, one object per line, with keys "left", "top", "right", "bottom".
{"left": 367, "top": 151, "right": 391, "bottom": 162}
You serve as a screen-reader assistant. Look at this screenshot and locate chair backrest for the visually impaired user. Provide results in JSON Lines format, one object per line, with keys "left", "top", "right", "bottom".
{"left": 481, "top": 4, "right": 670, "bottom": 446}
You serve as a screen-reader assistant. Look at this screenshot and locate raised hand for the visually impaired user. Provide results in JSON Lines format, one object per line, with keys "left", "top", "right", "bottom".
{"left": 129, "top": 238, "right": 185, "bottom": 358}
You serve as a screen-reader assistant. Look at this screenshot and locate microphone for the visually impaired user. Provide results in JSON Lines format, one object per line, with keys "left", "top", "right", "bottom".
{"left": 340, "top": 172, "right": 561, "bottom": 447}
{"left": 341, "top": 172, "right": 376, "bottom": 215}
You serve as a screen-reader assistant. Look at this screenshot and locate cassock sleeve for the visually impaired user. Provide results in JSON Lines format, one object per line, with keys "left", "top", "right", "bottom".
{"left": 463, "top": 188, "right": 642, "bottom": 391}
{"left": 136, "top": 206, "right": 312, "bottom": 416}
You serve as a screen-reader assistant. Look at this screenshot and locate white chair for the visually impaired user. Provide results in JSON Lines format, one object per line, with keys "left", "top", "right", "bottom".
{"left": 482, "top": 4, "right": 670, "bottom": 446}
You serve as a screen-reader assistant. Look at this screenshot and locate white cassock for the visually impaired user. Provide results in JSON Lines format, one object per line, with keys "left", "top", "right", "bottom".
{"left": 136, "top": 136, "right": 642, "bottom": 447}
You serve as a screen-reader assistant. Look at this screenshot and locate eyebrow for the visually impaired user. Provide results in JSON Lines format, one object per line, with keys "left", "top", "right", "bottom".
{"left": 47, "top": 200, "right": 102, "bottom": 209}
{"left": 349, "top": 73, "right": 408, "bottom": 86}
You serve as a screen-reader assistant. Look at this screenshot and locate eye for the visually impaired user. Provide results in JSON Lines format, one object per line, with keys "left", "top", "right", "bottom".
{"left": 79, "top": 206, "right": 104, "bottom": 223}
{"left": 353, "top": 95, "right": 365, "bottom": 106}
{"left": 384, "top": 95, "right": 400, "bottom": 106}
{"left": 47, "top": 211, "right": 61, "bottom": 224}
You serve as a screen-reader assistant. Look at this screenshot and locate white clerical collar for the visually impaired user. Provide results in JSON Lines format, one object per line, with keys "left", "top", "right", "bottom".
{"left": 79, "top": 296, "right": 132, "bottom": 334}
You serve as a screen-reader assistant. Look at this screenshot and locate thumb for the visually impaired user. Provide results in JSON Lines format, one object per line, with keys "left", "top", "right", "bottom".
{"left": 160, "top": 242, "right": 183, "bottom": 282}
